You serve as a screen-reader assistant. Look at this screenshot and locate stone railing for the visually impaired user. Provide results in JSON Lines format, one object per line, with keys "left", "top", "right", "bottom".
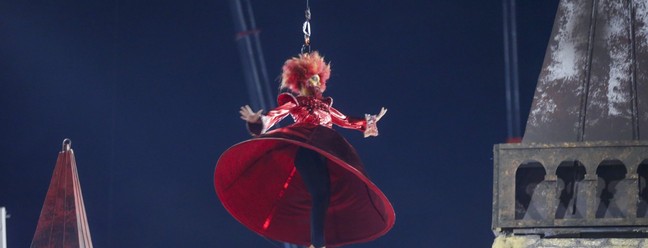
{"left": 492, "top": 141, "right": 648, "bottom": 236}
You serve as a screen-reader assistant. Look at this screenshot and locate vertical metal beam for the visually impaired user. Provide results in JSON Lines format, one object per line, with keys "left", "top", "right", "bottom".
{"left": 629, "top": 0, "right": 640, "bottom": 140}
{"left": 243, "top": 1, "right": 274, "bottom": 109}
{"left": 229, "top": 0, "right": 275, "bottom": 112}
{"left": 510, "top": 0, "right": 521, "bottom": 139}
{"left": 503, "top": 0, "right": 521, "bottom": 142}
{"left": 0, "top": 207, "right": 6, "bottom": 248}
{"left": 502, "top": 0, "right": 512, "bottom": 138}
{"left": 577, "top": 0, "right": 598, "bottom": 142}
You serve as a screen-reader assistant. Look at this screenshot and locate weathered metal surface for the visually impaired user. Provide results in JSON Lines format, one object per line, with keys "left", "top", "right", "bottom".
{"left": 492, "top": 141, "right": 648, "bottom": 235}
{"left": 636, "top": 0, "right": 648, "bottom": 140}
{"left": 31, "top": 141, "right": 93, "bottom": 248}
{"left": 524, "top": 0, "right": 594, "bottom": 143}
{"left": 523, "top": 0, "right": 648, "bottom": 143}
{"left": 585, "top": 1, "right": 635, "bottom": 141}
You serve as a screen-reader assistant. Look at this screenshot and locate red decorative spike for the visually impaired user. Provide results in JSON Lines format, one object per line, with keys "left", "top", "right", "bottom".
{"left": 31, "top": 139, "right": 93, "bottom": 248}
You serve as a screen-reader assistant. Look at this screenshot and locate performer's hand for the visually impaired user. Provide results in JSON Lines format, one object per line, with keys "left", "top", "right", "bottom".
{"left": 239, "top": 105, "right": 263, "bottom": 123}
{"left": 363, "top": 107, "right": 387, "bottom": 138}
{"left": 376, "top": 107, "right": 388, "bottom": 122}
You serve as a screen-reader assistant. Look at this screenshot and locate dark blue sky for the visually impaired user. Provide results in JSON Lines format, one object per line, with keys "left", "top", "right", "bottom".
{"left": 0, "top": 0, "right": 559, "bottom": 247}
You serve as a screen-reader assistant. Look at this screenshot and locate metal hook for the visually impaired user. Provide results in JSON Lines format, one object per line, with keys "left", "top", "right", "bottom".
{"left": 302, "top": 21, "right": 311, "bottom": 38}
{"left": 300, "top": 2, "right": 312, "bottom": 54}
{"left": 62, "top": 138, "right": 72, "bottom": 152}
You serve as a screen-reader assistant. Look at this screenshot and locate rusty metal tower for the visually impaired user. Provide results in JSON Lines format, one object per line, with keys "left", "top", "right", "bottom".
{"left": 493, "top": 0, "right": 648, "bottom": 245}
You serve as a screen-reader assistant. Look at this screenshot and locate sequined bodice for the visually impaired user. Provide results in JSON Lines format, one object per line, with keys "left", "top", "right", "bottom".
{"left": 250, "top": 93, "right": 365, "bottom": 135}
{"left": 290, "top": 96, "right": 333, "bottom": 127}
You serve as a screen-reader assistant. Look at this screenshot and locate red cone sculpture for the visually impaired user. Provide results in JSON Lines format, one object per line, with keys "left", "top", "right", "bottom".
{"left": 31, "top": 139, "right": 93, "bottom": 248}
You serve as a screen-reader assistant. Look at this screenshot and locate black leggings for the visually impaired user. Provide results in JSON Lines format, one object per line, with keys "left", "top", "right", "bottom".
{"left": 294, "top": 147, "right": 330, "bottom": 247}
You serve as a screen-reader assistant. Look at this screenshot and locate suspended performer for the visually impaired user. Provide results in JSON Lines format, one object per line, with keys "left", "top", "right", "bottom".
{"left": 214, "top": 52, "right": 395, "bottom": 248}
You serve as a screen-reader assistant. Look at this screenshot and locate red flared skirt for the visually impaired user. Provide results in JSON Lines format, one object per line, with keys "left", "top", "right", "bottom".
{"left": 214, "top": 123, "right": 395, "bottom": 246}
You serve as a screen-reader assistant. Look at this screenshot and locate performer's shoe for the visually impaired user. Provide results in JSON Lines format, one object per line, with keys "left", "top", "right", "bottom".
{"left": 308, "top": 245, "right": 325, "bottom": 248}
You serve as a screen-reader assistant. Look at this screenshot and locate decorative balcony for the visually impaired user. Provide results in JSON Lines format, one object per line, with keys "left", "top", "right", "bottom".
{"left": 493, "top": 141, "right": 648, "bottom": 236}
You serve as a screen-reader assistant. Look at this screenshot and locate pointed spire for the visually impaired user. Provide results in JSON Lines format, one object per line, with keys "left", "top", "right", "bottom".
{"left": 524, "top": 0, "right": 648, "bottom": 143}
{"left": 31, "top": 139, "right": 93, "bottom": 248}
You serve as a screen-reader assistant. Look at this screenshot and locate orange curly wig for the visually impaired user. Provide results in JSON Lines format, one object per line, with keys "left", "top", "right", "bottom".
{"left": 280, "top": 51, "right": 331, "bottom": 94}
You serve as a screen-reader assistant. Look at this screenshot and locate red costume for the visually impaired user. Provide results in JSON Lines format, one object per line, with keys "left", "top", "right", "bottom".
{"left": 214, "top": 53, "right": 394, "bottom": 247}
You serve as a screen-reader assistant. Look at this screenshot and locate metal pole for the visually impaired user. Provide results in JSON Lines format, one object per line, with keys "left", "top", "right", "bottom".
{"left": 510, "top": 0, "right": 521, "bottom": 138}
{"left": 244, "top": 0, "right": 274, "bottom": 109}
{"left": 229, "top": 0, "right": 275, "bottom": 111}
{"left": 1, "top": 207, "right": 7, "bottom": 248}
{"left": 502, "top": 0, "right": 512, "bottom": 139}
{"left": 503, "top": 0, "right": 521, "bottom": 142}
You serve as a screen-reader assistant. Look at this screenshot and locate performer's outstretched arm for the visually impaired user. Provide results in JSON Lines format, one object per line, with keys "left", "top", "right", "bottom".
{"left": 331, "top": 106, "right": 387, "bottom": 137}
{"left": 240, "top": 102, "right": 296, "bottom": 136}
